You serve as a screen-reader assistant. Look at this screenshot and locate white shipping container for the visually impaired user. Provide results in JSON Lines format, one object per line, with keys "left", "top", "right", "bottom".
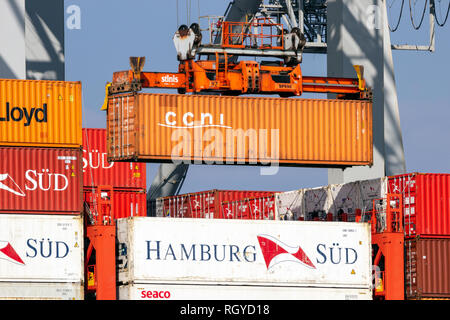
{"left": 119, "top": 283, "right": 372, "bottom": 300}
{"left": 117, "top": 217, "right": 372, "bottom": 288}
{"left": 275, "top": 177, "right": 388, "bottom": 222}
{"left": 359, "top": 177, "right": 388, "bottom": 214}
{"left": 275, "top": 189, "right": 304, "bottom": 220}
{"left": 0, "top": 282, "right": 84, "bottom": 300}
{"left": 328, "top": 182, "right": 361, "bottom": 218}
{"left": 0, "top": 214, "right": 83, "bottom": 283}
{"left": 303, "top": 187, "right": 330, "bottom": 220}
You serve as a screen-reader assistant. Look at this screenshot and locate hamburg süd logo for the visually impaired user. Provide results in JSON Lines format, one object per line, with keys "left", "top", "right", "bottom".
{"left": 0, "top": 241, "right": 25, "bottom": 265}
{"left": 257, "top": 235, "right": 316, "bottom": 270}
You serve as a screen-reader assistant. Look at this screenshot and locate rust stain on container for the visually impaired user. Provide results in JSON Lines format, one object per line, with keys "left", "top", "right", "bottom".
{"left": 0, "top": 79, "right": 82, "bottom": 148}
{"left": 106, "top": 93, "right": 373, "bottom": 167}
{"left": 405, "top": 238, "right": 450, "bottom": 299}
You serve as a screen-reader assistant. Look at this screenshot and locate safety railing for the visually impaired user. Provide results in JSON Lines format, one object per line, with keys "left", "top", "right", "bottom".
{"left": 221, "top": 18, "right": 284, "bottom": 49}
{"left": 370, "top": 194, "right": 404, "bottom": 234}
{"left": 199, "top": 15, "right": 284, "bottom": 50}
{"left": 84, "top": 186, "right": 114, "bottom": 225}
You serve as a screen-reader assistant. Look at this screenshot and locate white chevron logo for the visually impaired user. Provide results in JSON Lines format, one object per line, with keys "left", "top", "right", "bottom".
{"left": 0, "top": 174, "right": 25, "bottom": 197}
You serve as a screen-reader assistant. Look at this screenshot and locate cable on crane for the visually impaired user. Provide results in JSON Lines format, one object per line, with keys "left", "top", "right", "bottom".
{"left": 388, "top": 0, "right": 405, "bottom": 32}
{"left": 434, "top": 0, "right": 450, "bottom": 26}
{"left": 188, "top": 0, "right": 191, "bottom": 25}
{"left": 409, "top": 0, "right": 428, "bottom": 30}
{"left": 176, "top": 0, "right": 179, "bottom": 28}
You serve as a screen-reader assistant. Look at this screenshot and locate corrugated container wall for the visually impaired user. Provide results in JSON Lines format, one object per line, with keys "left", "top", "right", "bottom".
{"left": 107, "top": 93, "right": 373, "bottom": 167}
{"left": 275, "top": 189, "right": 304, "bottom": 220}
{"left": 220, "top": 195, "right": 276, "bottom": 220}
{"left": 0, "top": 79, "right": 82, "bottom": 148}
{"left": 156, "top": 190, "right": 276, "bottom": 219}
{"left": 83, "top": 128, "right": 146, "bottom": 189}
{"left": 274, "top": 178, "right": 386, "bottom": 222}
{"left": 0, "top": 282, "right": 84, "bottom": 300}
{"left": 84, "top": 188, "right": 147, "bottom": 219}
{"left": 388, "top": 173, "right": 450, "bottom": 237}
{"left": 0, "top": 147, "right": 82, "bottom": 214}
{"left": 117, "top": 217, "right": 373, "bottom": 289}
{"left": 304, "top": 186, "right": 330, "bottom": 220}
{"left": 0, "top": 214, "right": 84, "bottom": 283}
{"left": 405, "top": 238, "right": 450, "bottom": 299}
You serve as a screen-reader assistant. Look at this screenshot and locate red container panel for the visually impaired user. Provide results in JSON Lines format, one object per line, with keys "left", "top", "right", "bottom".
{"left": 83, "top": 128, "right": 146, "bottom": 189}
{"left": 388, "top": 173, "right": 450, "bottom": 238}
{"left": 220, "top": 196, "right": 276, "bottom": 220}
{"left": 156, "top": 190, "right": 276, "bottom": 219}
{"left": 405, "top": 238, "right": 450, "bottom": 299}
{"left": 0, "top": 147, "right": 82, "bottom": 214}
{"left": 84, "top": 188, "right": 147, "bottom": 219}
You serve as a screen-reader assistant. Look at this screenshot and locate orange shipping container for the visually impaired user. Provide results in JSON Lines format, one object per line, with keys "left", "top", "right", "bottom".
{"left": 106, "top": 93, "right": 372, "bottom": 167}
{"left": 0, "top": 79, "right": 82, "bottom": 148}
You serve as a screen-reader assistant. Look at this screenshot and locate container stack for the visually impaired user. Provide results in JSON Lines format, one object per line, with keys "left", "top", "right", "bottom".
{"left": 82, "top": 128, "right": 147, "bottom": 220}
{"left": 155, "top": 179, "right": 384, "bottom": 222}
{"left": 275, "top": 173, "right": 450, "bottom": 300}
{"left": 116, "top": 217, "right": 373, "bottom": 300}
{"left": 0, "top": 78, "right": 84, "bottom": 300}
{"left": 274, "top": 177, "right": 386, "bottom": 221}
{"left": 388, "top": 173, "right": 450, "bottom": 300}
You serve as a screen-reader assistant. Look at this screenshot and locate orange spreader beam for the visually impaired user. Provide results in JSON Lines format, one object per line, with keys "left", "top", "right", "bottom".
{"left": 106, "top": 57, "right": 371, "bottom": 101}
{"left": 302, "top": 76, "right": 364, "bottom": 95}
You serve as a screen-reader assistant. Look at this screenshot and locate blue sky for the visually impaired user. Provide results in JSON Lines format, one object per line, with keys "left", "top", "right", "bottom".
{"left": 64, "top": 0, "right": 450, "bottom": 193}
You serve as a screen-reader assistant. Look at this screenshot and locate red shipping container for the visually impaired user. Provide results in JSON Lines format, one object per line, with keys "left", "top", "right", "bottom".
{"left": 84, "top": 188, "right": 147, "bottom": 219}
{"left": 156, "top": 190, "right": 276, "bottom": 219}
{"left": 83, "top": 128, "right": 146, "bottom": 189}
{"left": 220, "top": 196, "right": 276, "bottom": 220}
{"left": 388, "top": 173, "right": 450, "bottom": 238}
{"left": 405, "top": 238, "right": 450, "bottom": 299}
{"left": 0, "top": 147, "right": 82, "bottom": 214}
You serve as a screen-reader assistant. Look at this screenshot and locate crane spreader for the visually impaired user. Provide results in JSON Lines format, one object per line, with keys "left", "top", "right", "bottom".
{"left": 104, "top": 19, "right": 372, "bottom": 102}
